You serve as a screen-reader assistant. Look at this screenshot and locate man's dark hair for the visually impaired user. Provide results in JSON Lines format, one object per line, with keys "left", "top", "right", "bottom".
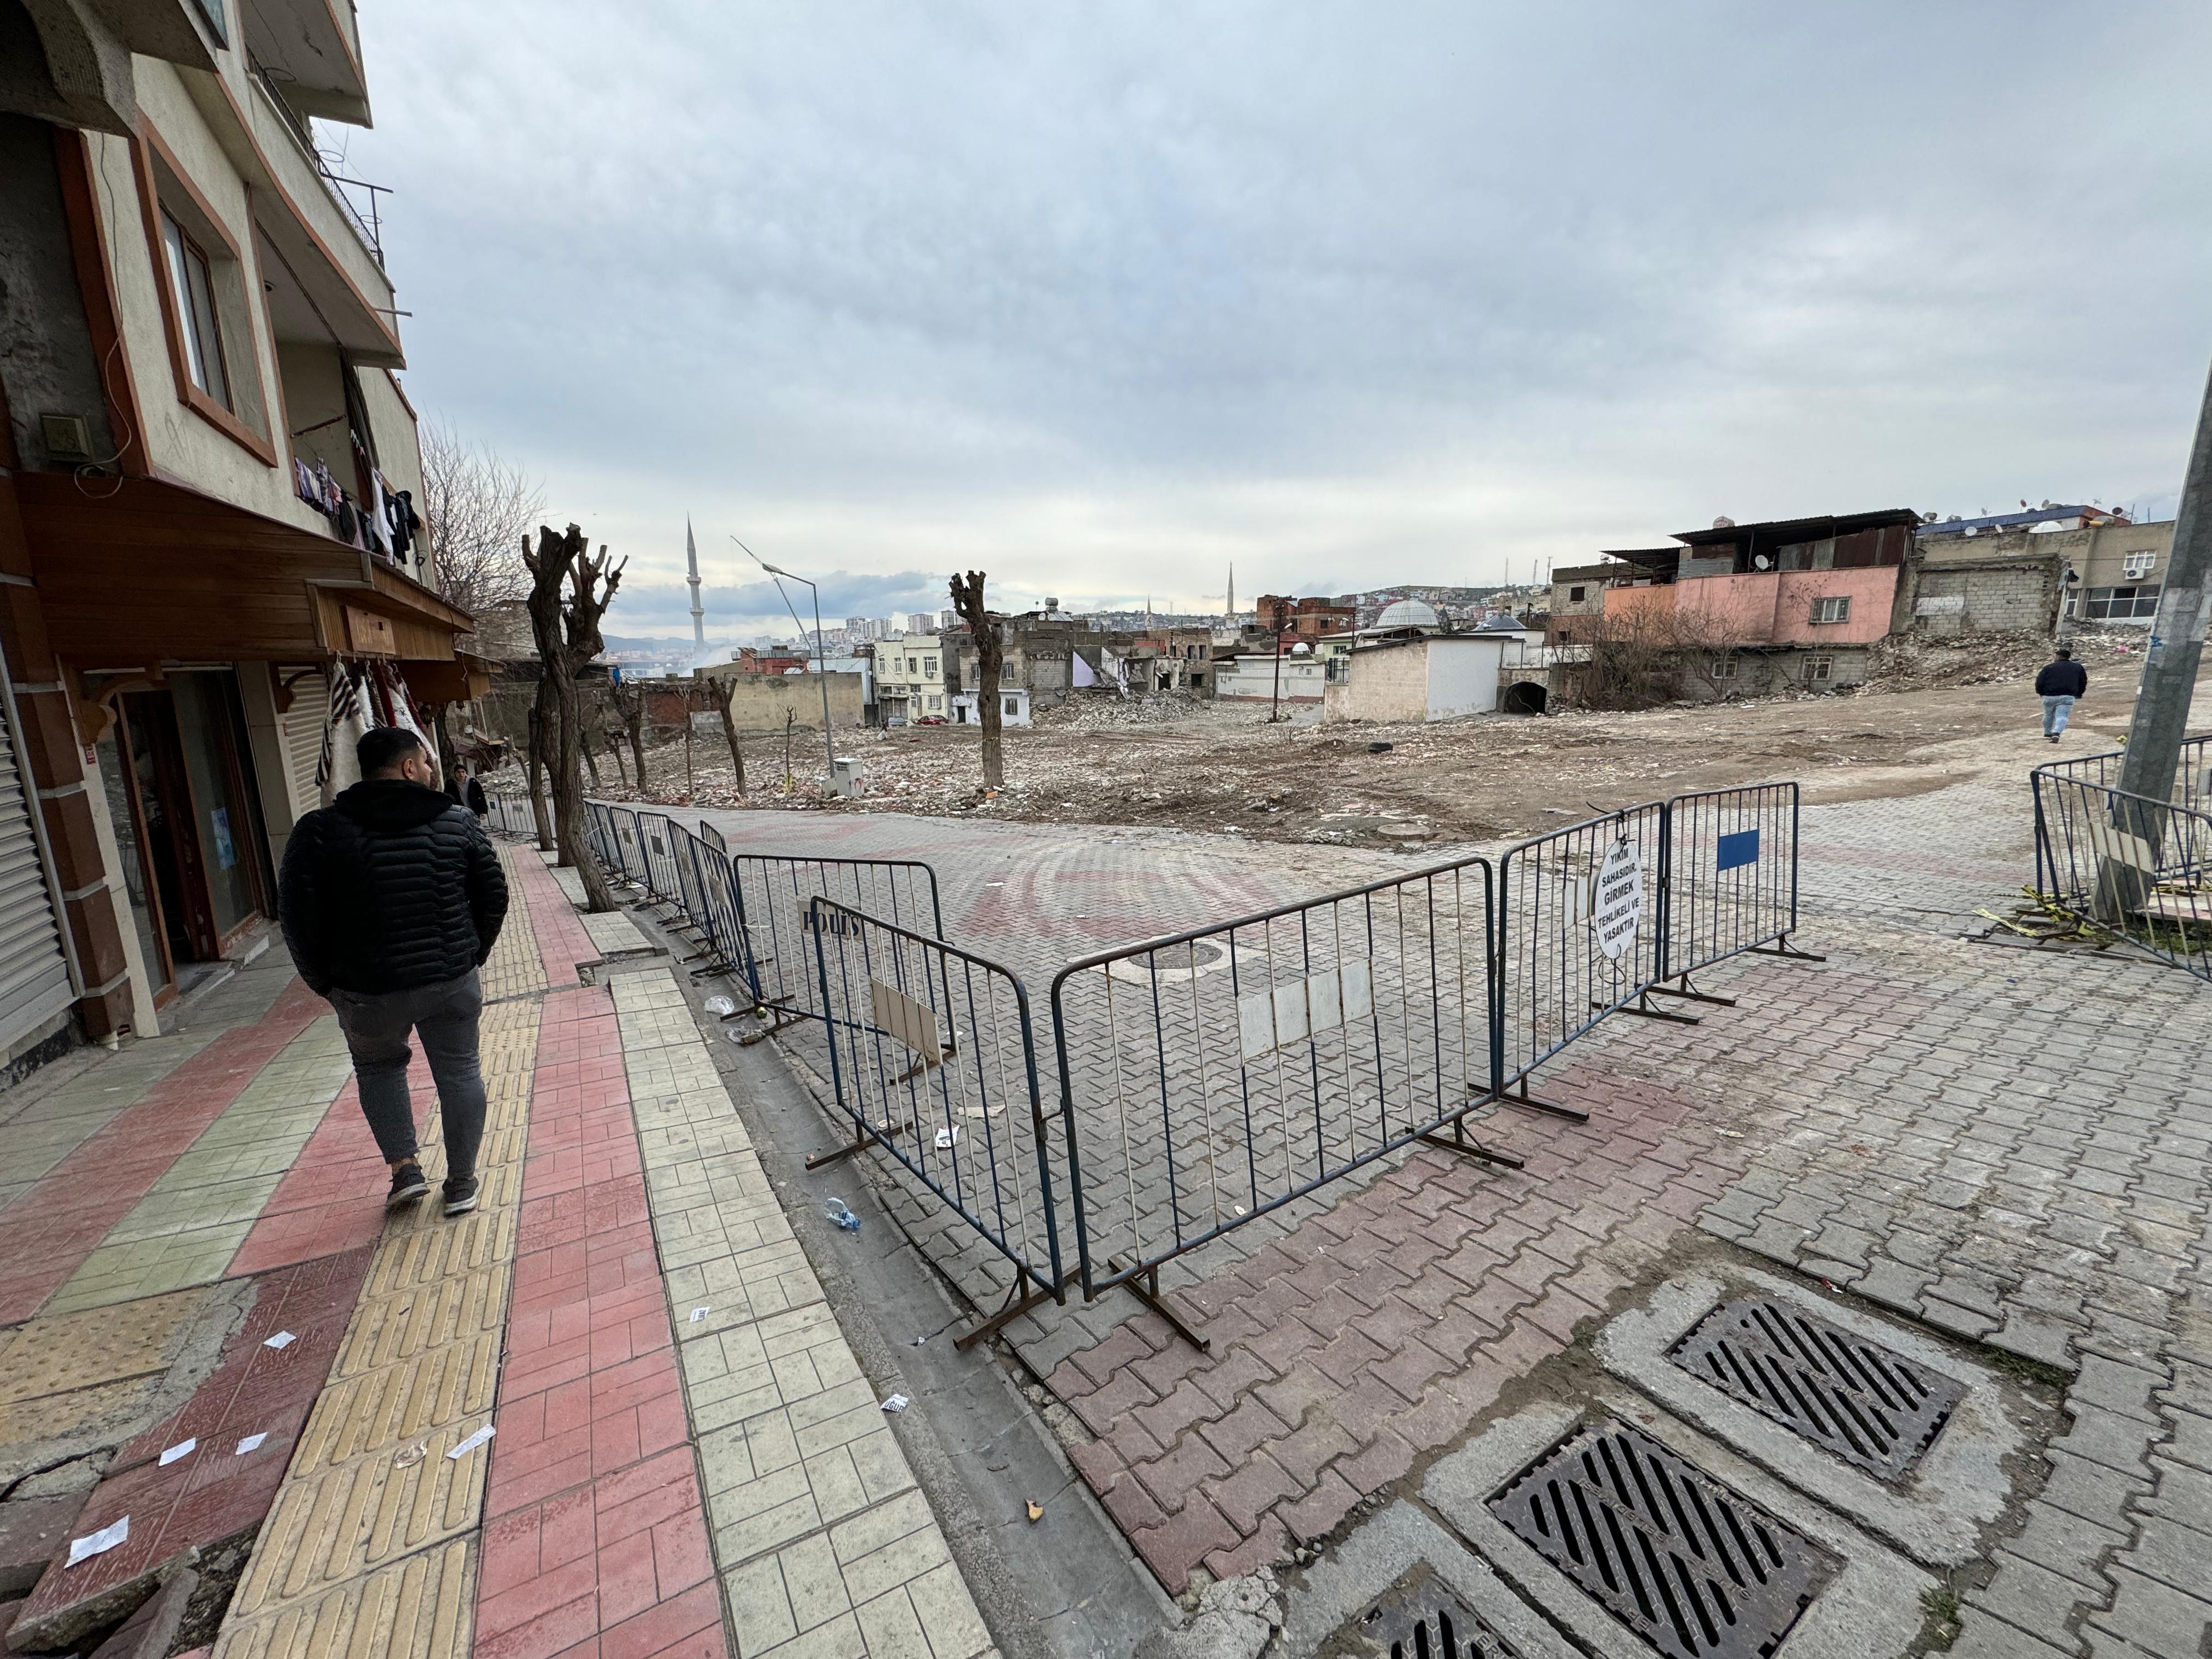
{"left": 357, "top": 726, "right": 425, "bottom": 777}
{"left": 2056, "top": 647, "right": 2073, "bottom": 658}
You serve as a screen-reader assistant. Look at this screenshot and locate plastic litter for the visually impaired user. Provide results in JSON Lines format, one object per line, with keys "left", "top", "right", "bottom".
{"left": 703, "top": 996, "right": 736, "bottom": 1017}
{"left": 880, "top": 1394, "right": 909, "bottom": 1413}
{"left": 933, "top": 1126, "right": 960, "bottom": 1150}
{"left": 825, "top": 1197, "right": 861, "bottom": 1232}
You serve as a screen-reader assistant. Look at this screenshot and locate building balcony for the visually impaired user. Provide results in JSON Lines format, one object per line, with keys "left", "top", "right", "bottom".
{"left": 239, "top": 0, "right": 370, "bottom": 125}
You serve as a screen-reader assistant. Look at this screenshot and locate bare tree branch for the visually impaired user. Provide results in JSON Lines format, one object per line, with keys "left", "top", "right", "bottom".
{"left": 421, "top": 422, "right": 543, "bottom": 625}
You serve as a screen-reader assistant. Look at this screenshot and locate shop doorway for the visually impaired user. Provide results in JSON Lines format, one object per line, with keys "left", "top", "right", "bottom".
{"left": 105, "top": 673, "right": 274, "bottom": 1002}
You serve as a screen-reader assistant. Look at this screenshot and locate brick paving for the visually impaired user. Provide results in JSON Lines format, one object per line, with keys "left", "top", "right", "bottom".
{"left": 673, "top": 751, "right": 2212, "bottom": 1656}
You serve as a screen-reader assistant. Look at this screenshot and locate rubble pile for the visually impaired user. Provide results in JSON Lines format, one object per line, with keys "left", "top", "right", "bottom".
{"left": 584, "top": 643, "right": 2152, "bottom": 850}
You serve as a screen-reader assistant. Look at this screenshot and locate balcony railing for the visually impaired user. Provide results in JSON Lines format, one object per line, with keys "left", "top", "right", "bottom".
{"left": 251, "top": 62, "right": 388, "bottom": 268}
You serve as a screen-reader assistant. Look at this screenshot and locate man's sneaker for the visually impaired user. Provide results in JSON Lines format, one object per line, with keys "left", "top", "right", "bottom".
{"left": 443, "top": 1177, "right": 479, "bottom": 1217}
{"left": 388, "top": 1163, "right": 430, "bottom": 1207}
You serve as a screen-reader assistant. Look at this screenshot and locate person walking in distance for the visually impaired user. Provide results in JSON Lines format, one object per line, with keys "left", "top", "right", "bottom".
{"left": 2035, "top": 646, "right": 2089, "bottom": 743}
{"left": 279, "top": 727, "right": 509, "bottom": 1215}
{"left": 465, "top": 770, "right": 489, "bottom": 823}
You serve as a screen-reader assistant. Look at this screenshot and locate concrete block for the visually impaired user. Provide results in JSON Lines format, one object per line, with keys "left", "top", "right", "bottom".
{"left": 87, "top": 1565, "right": 196, "bottom": 1659}
{"left": 0, "top": 1496, "right": 86, "bottom": 1598}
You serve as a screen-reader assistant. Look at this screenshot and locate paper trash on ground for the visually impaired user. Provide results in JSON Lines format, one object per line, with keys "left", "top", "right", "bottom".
{"left": 66, "top": 1516, "right": 128, "bottom": 1567}
{"left": 157, "top": 1438, "right": 196, "bottom": 1467}
{"left": 446, "top": 1424, "right": 496, "bottom": 1459}
{"left": 235, "top": 1433, "right": 268, "bottom": 1454}
{"left": 263, "top": 1330, "right": 296, "bottom": 1350}
{"left": 689, "top": 1307, "right": 710, "bottom": 1322}
{"left": 880, "top": 1394, "right": 909, "bottom": 1413}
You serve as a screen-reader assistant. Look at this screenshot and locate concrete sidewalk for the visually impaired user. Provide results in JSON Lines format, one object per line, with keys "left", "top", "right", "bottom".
{"left": 0, "top": 843, "right": 1001, "bottom": 1659}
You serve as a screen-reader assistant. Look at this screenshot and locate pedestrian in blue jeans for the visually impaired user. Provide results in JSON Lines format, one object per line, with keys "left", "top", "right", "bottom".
{"left": 2035, "top": 646, "right": 2088, "bottom": 742}
{"left": 278, "top": 726, "right": 509, "bottom": 1216}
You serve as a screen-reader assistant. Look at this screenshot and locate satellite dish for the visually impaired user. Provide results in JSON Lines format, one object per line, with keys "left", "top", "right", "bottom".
{"left": 1753, "top": 554, "right": 1772, "bottom": 572}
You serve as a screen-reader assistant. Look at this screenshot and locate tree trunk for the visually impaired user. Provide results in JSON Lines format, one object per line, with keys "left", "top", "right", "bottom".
{"left": 523, "top": 525, "right": 624, "bottom": 912}
{"left": 579, "top": 696, "right": 602, "bottom": 789}
{"left": 526, "top": 687, "right": 555, "bottom": 851}
{"left": 716, "top": 686, "right": 747, "bottom": 795}
{"left": 949, "top": 571, "right": 1005, "bottom": 790}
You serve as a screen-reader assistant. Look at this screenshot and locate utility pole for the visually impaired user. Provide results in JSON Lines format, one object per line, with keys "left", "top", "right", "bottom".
{"left": 2116, "top": 355, "right": 2212, "bottom": 810}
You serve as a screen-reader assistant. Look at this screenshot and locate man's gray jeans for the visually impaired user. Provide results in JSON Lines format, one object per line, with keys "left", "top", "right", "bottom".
{"left": 328, "top": 969, "right": 487, "bottom": 1182}
{"left": 2042, "top": 693, "right": 2077, "bottom": 736}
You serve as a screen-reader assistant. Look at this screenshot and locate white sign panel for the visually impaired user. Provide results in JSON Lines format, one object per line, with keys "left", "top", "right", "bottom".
{"left": 871, "top": 979, "right": 944, "bottom": 1064}
{"left": 1238, "top": 961, "right": 1373, "bottom": 1061}
{"left": 1590, "top": 838, "right": 1643, "bottom": 962}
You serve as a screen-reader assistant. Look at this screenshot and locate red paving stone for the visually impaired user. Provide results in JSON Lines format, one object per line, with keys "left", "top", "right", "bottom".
{"left": 475, "top": 962, "right": 727, "bottom": 1659}
{"left": 227, "top": 1053, "right": 439, "bottom": 1276}
{"left": 1047, "top": 1062, "right": 1762, "bottom": 1591}
{"left": 0, "top": 977, "right": 329, "bottom": 1324}
{"left": 12, "top": 1248, "right": 375, "bottom": 1632}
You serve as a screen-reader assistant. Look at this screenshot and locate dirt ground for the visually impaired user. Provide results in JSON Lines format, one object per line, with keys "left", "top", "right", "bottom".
{"left": 587, "top": 629, "right": 2171, "bottom": 850}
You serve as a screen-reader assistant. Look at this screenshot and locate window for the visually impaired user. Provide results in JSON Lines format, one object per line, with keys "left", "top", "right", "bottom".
{"left": 161, "top": 210, "right": 230, "bottom": 410}
{"left": 2123, "top": 550, "right": 2156, "bottom": 579}
{"left": 1709, "top": 654, "right": 1737, "bottom": 679}
{"left": 2085, "top": 585, "right": 2162, "bottom": 621}
{"left": 1809, "top": 596, "right": 1851, "bottom": 625}
{"left": 926, "top": 695, "right": 941, "bottom": 711}
{"left": 1569, "top": 586, "right": 1587, "bottom": 603}
{"left": 1004, "top": 698, "right": 1018, "bottom": 716}
{"left": 1803, "top": 655, "right": 1835, "bottom": 684}
{"left": 923, "top": 657, "right": 936, "bottom": 676}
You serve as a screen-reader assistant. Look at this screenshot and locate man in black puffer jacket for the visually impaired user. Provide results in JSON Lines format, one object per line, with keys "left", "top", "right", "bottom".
{"left": 279, "top": 725, "right": 509, "bottom": 1217}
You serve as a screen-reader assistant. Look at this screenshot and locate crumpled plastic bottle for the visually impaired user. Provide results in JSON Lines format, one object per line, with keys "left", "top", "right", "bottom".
{"left": 825, "top": 1197, "right": 861, "bottom": 1232}
{"left": 703, "top": 995, "right": 736, "bottom": 1017}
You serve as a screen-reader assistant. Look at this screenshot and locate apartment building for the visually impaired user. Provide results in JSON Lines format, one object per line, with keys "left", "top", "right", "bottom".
{"left": 0, "top": 0, "right": 473, "bottom": 1062}
{"left": 873, "top": 631, "right": 945, "bottom": 724}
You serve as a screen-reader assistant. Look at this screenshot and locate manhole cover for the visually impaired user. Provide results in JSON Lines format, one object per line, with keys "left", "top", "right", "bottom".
{"left": 1668, "top": 1298, "right": 1965, "bottom": 1484}
{"left": 1323, "top": 1566, "right": 1520, "bottom": 1658}
{"left": 1105, "top": 939, "right": 1232, "bottom": 985}
{"left": 1488, "top": 1419, "right": 1831, "bottom": 1659}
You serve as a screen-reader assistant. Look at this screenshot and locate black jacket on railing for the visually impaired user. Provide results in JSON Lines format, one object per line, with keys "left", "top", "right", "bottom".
{"left": 2035, "top": 660, "right": 2089, "bottom": 698}
{"left": 278, "top": 779, "right": 509, "bottom": 997}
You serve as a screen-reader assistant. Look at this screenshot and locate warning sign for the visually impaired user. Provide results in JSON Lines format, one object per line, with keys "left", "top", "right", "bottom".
{"left": 1590, "top": 838, "right": 1643, "bottom": 962}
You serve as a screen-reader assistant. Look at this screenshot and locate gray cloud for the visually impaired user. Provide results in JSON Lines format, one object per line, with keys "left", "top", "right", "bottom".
{"left": 347, "top": 2, "right": 2212, "bottom": 626}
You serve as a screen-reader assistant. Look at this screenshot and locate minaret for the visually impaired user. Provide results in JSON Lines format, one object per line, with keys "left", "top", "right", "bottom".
{"left": 685, "top": 517, "right": 706, "bottom": 656}
{"left": 1226, "top": 562, "right": 1234, "bottom": 620}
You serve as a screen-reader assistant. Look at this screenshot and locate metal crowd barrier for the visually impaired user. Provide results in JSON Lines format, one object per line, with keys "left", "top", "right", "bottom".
{"left": 809, "top": 897, "right": 1069, "bottom": 1346}
{"left": 1491, "top": 801, "right": 1673, "bottom": 1120}
{"left": 1651, "top": 783, "right": 1822, "bottom": 1009}
{"left": 725, "top": 854, "right": 945, "bottom": 1036}
{"left": 2033, "top": 735, "right": 2212, "bottom": 898}
{"left": 1047, "top": 856, "right": 1515, "bottom": 1330}
{"left": 2032, "top": 771, "right": 2212, "bottom": 980}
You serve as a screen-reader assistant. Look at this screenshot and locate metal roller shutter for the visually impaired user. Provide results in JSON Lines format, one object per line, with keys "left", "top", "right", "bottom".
{"left": 282, "top": 670, "right": 328, "bottom": 811}
{"left": 0, "top": 691, "right": 74, "bottom": 1048}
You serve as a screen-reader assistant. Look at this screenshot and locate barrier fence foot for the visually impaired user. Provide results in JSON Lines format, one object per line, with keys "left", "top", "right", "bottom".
{"left": 1609, "top": 992, "right": 1702, "bottom": 1025}
{"left": 1645, "top": 975, "right": 1737, "bottom": 1008}
{"left": 953, "top": 1277, "right": 1059, "bottom": 1352}
{"left": 1108, "top": 1262, "right": 1211, "bottom": 1353}
{"left": 1482, "top": 1080, "right": 1590, "bottom": 1126}
{"left": 1415, "top": 1122, "right": 1525, "bottom": 1170}
{"left": 736, "top": 1006, "right": 804, "bottom": 1046}
{"left": 805, "top": 1121, "right": 870, "bottom": 1170}
{"left": 1748, "top": 934, "right": 1827, "bottom": 963}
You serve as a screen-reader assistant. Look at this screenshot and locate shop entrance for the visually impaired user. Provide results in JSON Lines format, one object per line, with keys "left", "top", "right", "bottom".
{"left": 103, "top": 672, "right": 274, "bottom": 1003}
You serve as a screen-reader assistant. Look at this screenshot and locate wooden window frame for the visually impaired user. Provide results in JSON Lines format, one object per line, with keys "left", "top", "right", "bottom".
{"left": 128, "top": 120, "right": 279, "bottom": 467}
{"left": 1809, "top": 596, "right": 1851, "bottom": 626}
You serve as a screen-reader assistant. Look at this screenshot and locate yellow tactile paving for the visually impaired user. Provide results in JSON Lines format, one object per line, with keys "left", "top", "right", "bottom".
{"left": 212, "top": 1537, "right": 474, "bottom": 1659}
{"left": 290, "top": 1333, "right": 502, "bottom": 1476}
{"left": 232, "top": 1414, "right": 492, "bottom": 1612}
{"left": 215, "top": 850, "right": 547, "bottom": 1649}
{"left": 0, "top": 1286, "right": 210, "bottom": 1404}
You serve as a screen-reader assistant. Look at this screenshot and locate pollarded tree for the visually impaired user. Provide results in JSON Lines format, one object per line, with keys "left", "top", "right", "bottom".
{"left": 948, "top": 570, "right": 1004, "bottom": 790}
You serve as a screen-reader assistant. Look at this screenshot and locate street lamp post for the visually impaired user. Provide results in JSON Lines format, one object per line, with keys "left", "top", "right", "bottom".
{"left": 732, "top": 536, "right": 837, "bottom": 787}
{"left": 1269, "top": 626, "right": 1296, "bottom": 723}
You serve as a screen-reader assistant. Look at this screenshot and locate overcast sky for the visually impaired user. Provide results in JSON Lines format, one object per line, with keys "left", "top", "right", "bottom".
{"left": 343, "top": 2, "right": 2212, "bottom": 642}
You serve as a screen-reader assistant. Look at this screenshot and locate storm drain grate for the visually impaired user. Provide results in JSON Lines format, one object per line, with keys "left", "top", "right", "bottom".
{"left": 1325, "top": 1566, "right": 1521, "bottom": 1659}
{"left": 1668, "top": 1297, "right": 1965, "bottom": 1483}
{"left": 1488, "top": 1420, "right": 1831, "bottom": 1659}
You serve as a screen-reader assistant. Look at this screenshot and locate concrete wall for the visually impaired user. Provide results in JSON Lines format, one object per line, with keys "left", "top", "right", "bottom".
{"left": 721, "top": 672, "right": 865, "bottom": 733}
{"left": 1322, "top": 644, "right": 1425, "bottom": 723}
{"left": 1913, "top": 563, "right": 2053, "bottom": 635}
{"left": 1215, "top": 656, "right": 1325, "bottom": 702}
{"left": 0, "top": 115, "right": 118, "bottom": 467}
{"left": 1608, "top": 566, "right": 1899, "bottom": 646}
{"left": 1423, "top": 636, "right": 1504, "bottom": 719}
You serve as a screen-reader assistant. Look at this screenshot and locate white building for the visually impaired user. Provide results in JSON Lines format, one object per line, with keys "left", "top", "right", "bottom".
{"left": 873, "top": 632, "right": 945, "bottom": 724}
{"left": 952, "top": 687, "right": 1032, "bottom": 727}
{"left": 1214, "top": 652, "right": 1327, "bottom": 704}
{"left": 1323, "top": 633, "right": 1517, "bottom": 723}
